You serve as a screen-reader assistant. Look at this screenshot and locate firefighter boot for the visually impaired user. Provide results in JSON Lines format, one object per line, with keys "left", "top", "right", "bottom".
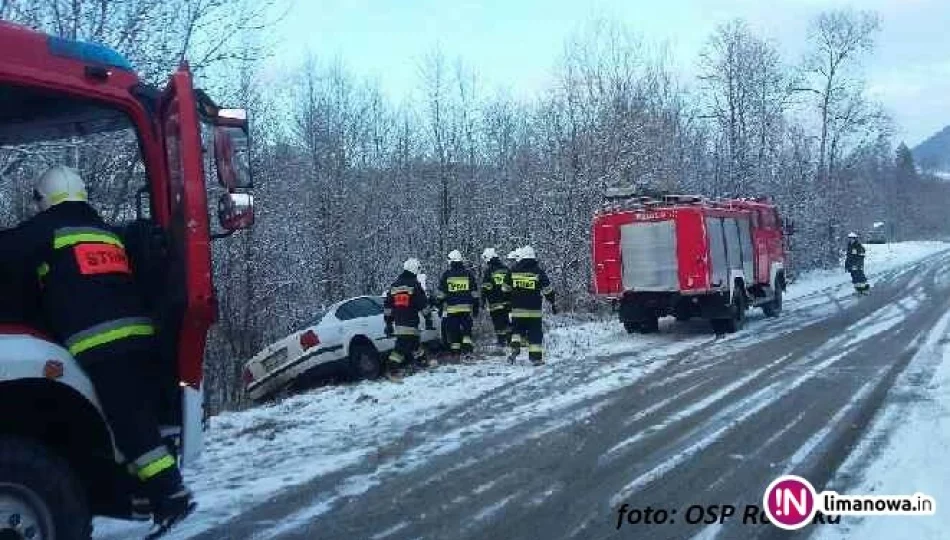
{"left": 146, "top": 487, "right": 197, "bottom": 540}
{"left": 508, "top": 334, "right": 522, "bottom": 364}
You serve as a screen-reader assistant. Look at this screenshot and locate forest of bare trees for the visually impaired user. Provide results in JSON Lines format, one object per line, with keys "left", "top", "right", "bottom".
{"left": 3, "top": 3, "right": 950, "bottom": 412}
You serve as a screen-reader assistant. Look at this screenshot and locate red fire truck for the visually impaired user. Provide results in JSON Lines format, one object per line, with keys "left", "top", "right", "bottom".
{"left": 592, "top": 190, "right": 788, "bottom": 334}
{"left": 0, "top": 21, "right": 253, "bottom": 538}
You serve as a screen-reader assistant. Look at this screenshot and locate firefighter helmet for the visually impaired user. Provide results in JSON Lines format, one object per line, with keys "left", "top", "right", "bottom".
{"left": 481, "top": 247, "right": 498, "bottom": 263}
{"left": 847, "top": 232, "right": 858, "bottom": 239}
{"left": 520, "top": 246, "right": 536, "bottom": 260}
{"left": 403, "top": 258, "right": 422, "bottom": 275}
{"left": 448, "top": 250, "right": 463, "bottom": 263}
{"left": 34, "top": 166, "right": 88, "bottom": 211}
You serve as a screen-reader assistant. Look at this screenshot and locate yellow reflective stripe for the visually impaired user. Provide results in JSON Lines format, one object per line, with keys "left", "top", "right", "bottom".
{"left": 394, "top": 326, "right": 419, "bottom": 336}
{"left": 482, "top": 283, "right": 494, "bottom": 291}
{"left": 528, "top": 345, "right": 543, "bottom": 353}
{"left": 48, "top": 191, "right": 87, "bottom": 205}
{"left": 37, "top": 263, "right": 49, "bottom": 279}
{"left": 446, "top": 305, "right": 472, "bottom": 314}
{"left": 489, "top": 304, "right": 508, "bottom": 312}
{"left": 462, "top": 336, "right": 473, "bottom": 344}
{"left": 450, "top": 343, "right": 461, "bottom": 350}
{"left": 68, "top": 324, "right": 155, "bottom": 356}
{"left": 389, "top": 351, "right": 405, "bottom": 363}
{"left": 137, "top": 455, "right": 175, "bottom": 481}
{"left": 511, "top": 309, "right": 542, "bottom": 318}
{"left": 54, "top": 233, "right": 123, "bottom": 249}
{"left": 502, "top": 285, "right": 512, "bottom": 292}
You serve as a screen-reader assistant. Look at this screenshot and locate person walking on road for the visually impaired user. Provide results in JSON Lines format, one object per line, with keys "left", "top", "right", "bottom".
{"left": 845, "top": 232, "right": 870, "bottom": 295}
{"left": 506, "top": 246, "right": 556, "bottom": 366}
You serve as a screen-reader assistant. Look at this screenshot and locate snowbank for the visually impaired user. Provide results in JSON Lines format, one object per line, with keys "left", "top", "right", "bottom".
{"left": 813, "top": 301, "right": 950, "bottom": 540}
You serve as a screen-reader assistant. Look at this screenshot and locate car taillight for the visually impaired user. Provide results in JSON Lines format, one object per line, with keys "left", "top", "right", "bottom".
{"left": 242, "top": 366, "right": 254, "bottom": 385}
{"left": 300, "top": 330, "right": 320, "bottom": 351}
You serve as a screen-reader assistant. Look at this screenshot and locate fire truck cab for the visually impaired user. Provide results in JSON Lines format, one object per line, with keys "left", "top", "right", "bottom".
{"left": 0, "top": 22, "right": 254, "bottom": 538}
{"left": 592, "top": 190, "right": 787, "bottom": 335}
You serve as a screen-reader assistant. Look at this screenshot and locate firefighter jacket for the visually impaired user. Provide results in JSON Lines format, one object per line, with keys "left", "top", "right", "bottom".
{"left": 436, "top": 262, "right": 480, "bottom": 316}
{"left": 845, "top": 241, "right": 866, "bottom": 272}
{"left": 384, "top": 270, "right": 431, "bottom": 335}
{"left": 481, "top": 258, "right": 511, "bottom": 311}
{"left": 506, "top": 259, "right": 555, "bottom": 318}
{"left": 0, "top": 201, "right": 154, "bottom": 358}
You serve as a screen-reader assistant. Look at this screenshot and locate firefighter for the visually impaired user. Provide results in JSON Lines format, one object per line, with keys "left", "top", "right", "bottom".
{"left": 436, "top": 250, "right": 480, "bottom": 362}
{"left": 506, "top": 246, "right": 556, "bottom": 366}
{"left": 480, "top": 247, "right": 512, "bottom": 350}
{"left": 384, "top": 257, "right": 434, "bottom": 379}
{"left": 0, "top": 166, "right": 194, "bottom": 534}
{"left": 845, "top": 232, "right": 870, "bottom": 295}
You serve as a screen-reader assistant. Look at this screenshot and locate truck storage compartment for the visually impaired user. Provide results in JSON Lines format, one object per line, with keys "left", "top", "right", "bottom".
{"left": 620, "top": 220, "right": 678, "bottom": 291}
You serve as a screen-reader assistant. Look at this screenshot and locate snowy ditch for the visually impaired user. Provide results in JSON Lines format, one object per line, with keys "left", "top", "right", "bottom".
{"left": 94, "top": 241, "right": 950, "bottom": 539}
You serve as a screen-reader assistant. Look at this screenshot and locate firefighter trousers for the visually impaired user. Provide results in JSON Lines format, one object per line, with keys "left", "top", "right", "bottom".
{"left": 510, "top": 317, "right": 543, "bottom": 363}
{"left": 80, "top": 341, "right": 185, "bottom": 504}
{"left": 489, "top": 306, "right": 510, "bottom": 345}
{"left": 388, "top": 333, "right": 422, "bottom": 370}
{"left": 443, "top": 313, "right": 474, "bottom": 354}
{"left": 849, "top": 268, "right": 869, "bottom": 292}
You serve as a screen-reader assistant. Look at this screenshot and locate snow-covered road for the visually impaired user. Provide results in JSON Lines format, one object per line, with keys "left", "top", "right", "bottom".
{"left": 95, "top": 241, "right": 950, "bottom": 540}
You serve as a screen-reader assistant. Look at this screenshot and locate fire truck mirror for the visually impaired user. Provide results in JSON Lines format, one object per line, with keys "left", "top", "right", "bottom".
{"left": 213, "top": 124, "right": 253, "bottom": 190}
{"left": 218, "top": 192, "right": 255, "bottom": 231}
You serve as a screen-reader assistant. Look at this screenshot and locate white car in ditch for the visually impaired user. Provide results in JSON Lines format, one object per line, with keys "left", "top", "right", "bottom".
{"left": 243, "top": 295, "right": 441, "bottom": 401}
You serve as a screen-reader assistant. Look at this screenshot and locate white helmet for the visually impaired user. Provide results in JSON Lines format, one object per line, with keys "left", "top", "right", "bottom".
{"left": 847, "top": 232, "right": 858, "bottom": 239}
{"left": 403, "top": 258, "right": 422, "bottom": 275}
{"left": 520, "top": 245, "right": 537, "bottom": 260}
{"left": 34, "top": 166, "right": 88, "bottom": 211}
{"left": 481, "top": 247, "right": 498, "bottom": 263}
{"left": 447, "top": 250, "right": 463, "bottom": 263}
{"left": 507, "top": 249, "right": 520, "bottom": 262}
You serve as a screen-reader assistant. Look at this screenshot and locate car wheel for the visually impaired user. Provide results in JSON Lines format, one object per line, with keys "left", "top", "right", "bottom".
{"left": 348, "top": 341, "right": 381, "bottom": 381}
{"left": 0, "top": 436, "right": 91, "bottom": 540}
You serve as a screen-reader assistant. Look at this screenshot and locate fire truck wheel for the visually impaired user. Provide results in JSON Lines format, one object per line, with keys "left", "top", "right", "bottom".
{"left": 0, "top": 436, "right": 91, "bottom": 540}
{"left": 762, "top": 285, "right": 783, "bottom": 318}
{"left": 715, "top": 291, "right": 746, "bottom": 334}
{"left": 639, "top": 317, "right": 660, "bottom": 334}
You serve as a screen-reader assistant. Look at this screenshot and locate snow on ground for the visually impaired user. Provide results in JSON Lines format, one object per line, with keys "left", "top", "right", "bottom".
{"left": 95, "top": 319, "right": 660, "bottom": 539}
{"left": 94, "top": 241, "right": 950, "bottom": 539}
{"left": 812, "top": 303, "right": 950, "bottom": 540}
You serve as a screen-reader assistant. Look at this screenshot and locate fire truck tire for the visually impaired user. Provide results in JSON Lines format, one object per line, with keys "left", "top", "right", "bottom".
{"left": 762, "top": 285, "right": 783, "bottom": 318}
{"left": 715, "top": 291, "right": 746, "bottom": 334}
{"left": 640, "top": 316, "right": 660, "bottom": 334}
{"left": 0, "top": 436, "right": 91, "bottom": 540}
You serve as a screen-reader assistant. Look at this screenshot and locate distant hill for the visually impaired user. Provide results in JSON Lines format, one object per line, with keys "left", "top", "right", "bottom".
{"left": 913, "top": 125, "right": 950, "bottom": 172}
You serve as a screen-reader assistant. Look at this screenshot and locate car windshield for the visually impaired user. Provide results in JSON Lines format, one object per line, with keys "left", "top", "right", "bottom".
{"left": 0, "top": 84, "right": 146, "bottom": 228}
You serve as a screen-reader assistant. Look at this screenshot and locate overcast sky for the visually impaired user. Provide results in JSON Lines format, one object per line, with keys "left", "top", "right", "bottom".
{"left": 276, "top": 0, "right": 949, "bottom": 146}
